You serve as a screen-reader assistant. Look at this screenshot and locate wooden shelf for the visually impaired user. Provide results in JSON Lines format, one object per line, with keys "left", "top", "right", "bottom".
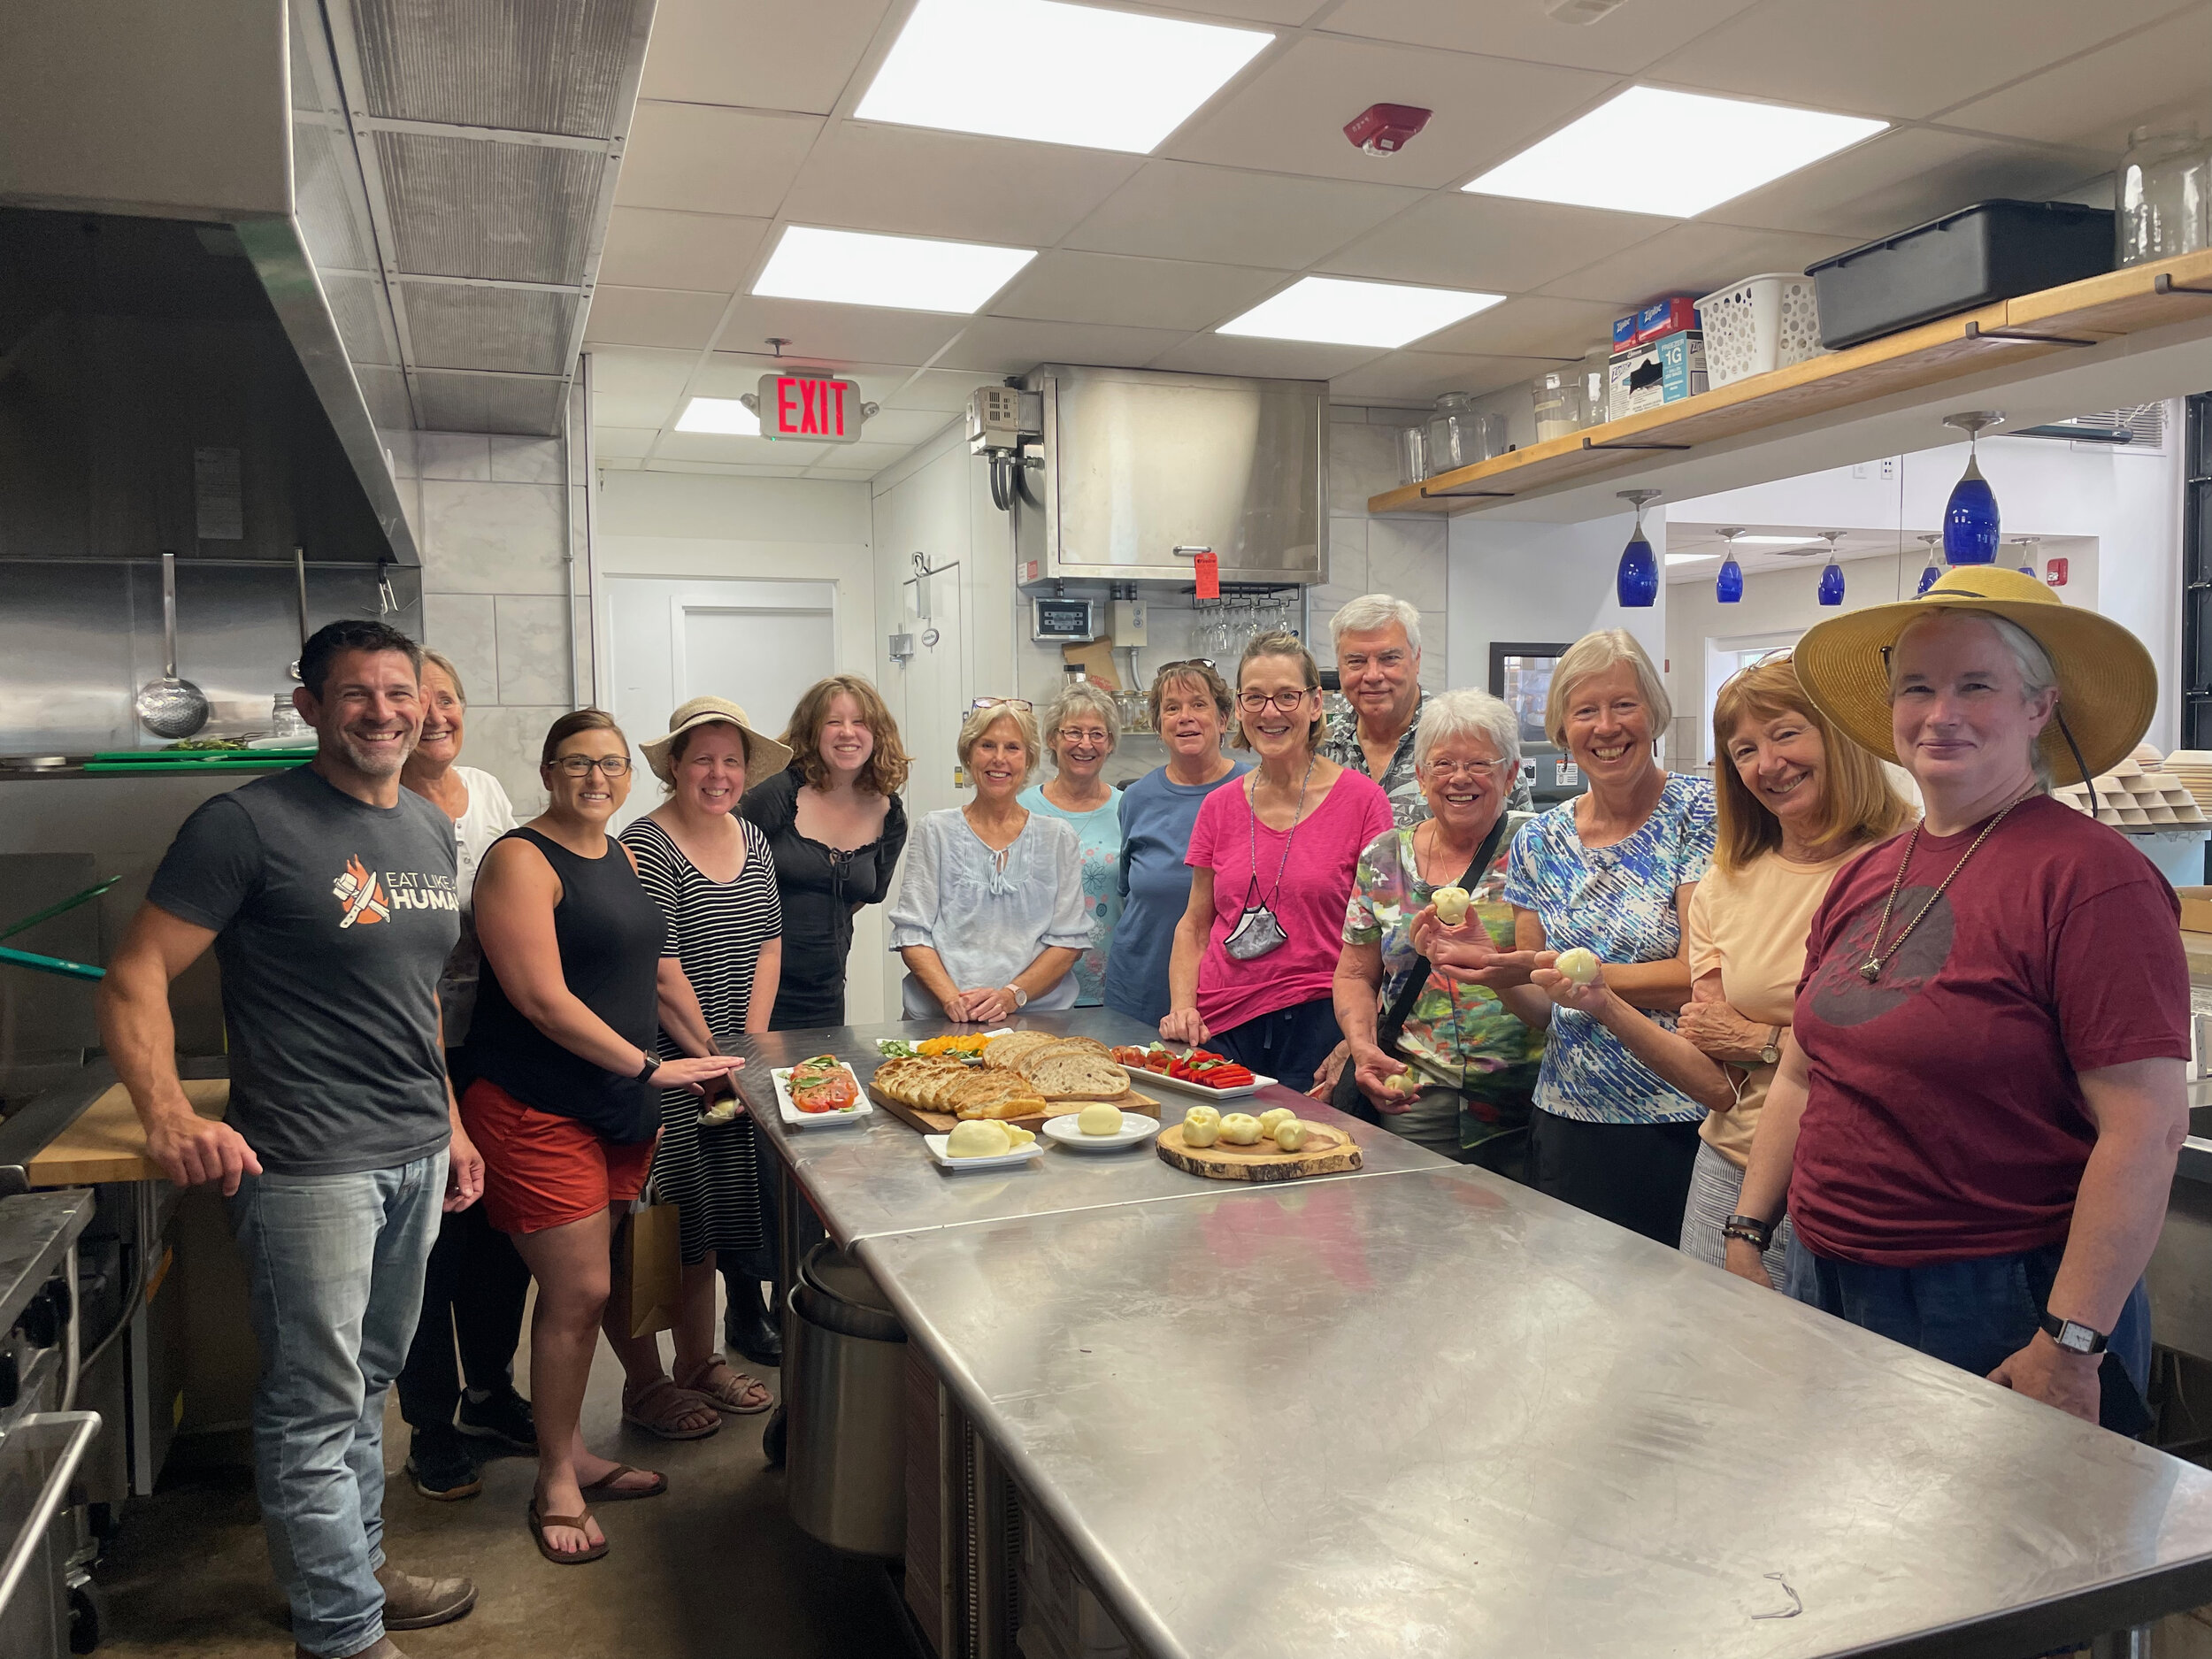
{"left": 1368, "top": 249, "right": 2212, "bottom": 517}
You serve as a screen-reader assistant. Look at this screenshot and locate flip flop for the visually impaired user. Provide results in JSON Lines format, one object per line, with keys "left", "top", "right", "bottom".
{"left": 527, "top": 1499, "right": 608, "bottom": 1565}
{"left": 620, "top": 1378, "right": 722, "bottom": 1440}
{"left": 579, "top": 1463, "right": 667, "bottom": 1503}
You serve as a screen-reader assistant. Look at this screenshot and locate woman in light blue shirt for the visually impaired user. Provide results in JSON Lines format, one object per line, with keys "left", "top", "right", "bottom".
{"left": 1018, "top": 680, "right": 1125, "bottom": 1006}
{"left": 888, "top": 700, "right": 1090, "bottom": 1022}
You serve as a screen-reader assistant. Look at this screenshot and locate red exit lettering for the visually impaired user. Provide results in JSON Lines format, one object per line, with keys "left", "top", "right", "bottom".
{"left": 757, "top": 373, "right": 863, "bottom": 442}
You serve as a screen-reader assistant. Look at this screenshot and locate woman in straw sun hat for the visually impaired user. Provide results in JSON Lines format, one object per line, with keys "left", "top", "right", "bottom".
{"left": 1726, "top": 566, "right": 2187, "bottom": 1432}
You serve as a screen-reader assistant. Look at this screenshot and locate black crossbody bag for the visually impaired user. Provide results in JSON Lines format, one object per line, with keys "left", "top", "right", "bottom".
{"left": 1331, "top": 813, "right": 1512, "bottom": 1125}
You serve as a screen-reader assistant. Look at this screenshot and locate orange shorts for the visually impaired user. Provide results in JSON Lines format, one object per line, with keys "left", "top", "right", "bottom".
{"left": 459, "top": 1078, "right": 657, "bottom": 1235}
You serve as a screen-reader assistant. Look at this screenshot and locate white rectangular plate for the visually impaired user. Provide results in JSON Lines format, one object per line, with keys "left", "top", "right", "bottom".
{"left": 922, "top": 1133, "right": 1045, "bottom": 1171}
{"left": 772, "top": 1063, "right": 872, "bottom": 1129}
{"left": 1119, "top": 1062, "right": 1275, "bottom": 1102}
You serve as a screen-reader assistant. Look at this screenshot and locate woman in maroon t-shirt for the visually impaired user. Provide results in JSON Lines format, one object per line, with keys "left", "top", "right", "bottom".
{"left": 1728, "top": 568, "right": 2187, "bottom": 1433}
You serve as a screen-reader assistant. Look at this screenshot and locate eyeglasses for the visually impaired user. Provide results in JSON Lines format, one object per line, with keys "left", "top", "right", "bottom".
{"left": 553, "top": 755, "right": 632, "bottom": 777}
{"left": 1238, "top": 688, "right": 1315, "bottom": 714}
{"left": 971, "top": 696, "right": 1033, "bottom": 712}
{"left": 1057, "top": 728, "right": 1112, "bottom": 746}
{"left": 1156, "top": 658, "right": 1217, "bottom": 675}
{"left": 1424, "top": 758, "right": 1510, "bottom": 779}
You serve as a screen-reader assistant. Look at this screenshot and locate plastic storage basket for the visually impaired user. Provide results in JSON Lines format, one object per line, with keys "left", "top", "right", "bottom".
{"left": 1696, "top": 273, "right": 1823, "bottom": 387}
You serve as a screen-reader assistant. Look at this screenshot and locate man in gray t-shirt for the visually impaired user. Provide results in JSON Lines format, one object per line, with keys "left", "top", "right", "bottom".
{"left": 98, "top": 620, "right": 484, "bottom": 1659}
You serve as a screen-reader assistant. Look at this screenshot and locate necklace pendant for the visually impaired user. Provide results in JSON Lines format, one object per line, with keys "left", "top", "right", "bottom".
{"left": 1858, "top": 960, "right": 1882, "bottom": 983}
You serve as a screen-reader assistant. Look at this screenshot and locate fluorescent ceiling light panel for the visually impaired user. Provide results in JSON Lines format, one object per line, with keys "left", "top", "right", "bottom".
{"left": 1217, "top": 277, "right": 1503, "bottom": 349}
{"left": 1464, "top": 87, "right": 1886, "bottom": 218}
{"left": 1664, "top": 553, "right": 1716, "bottom": 565}
{"left": 856, "top": 0, "right": 1271, "bottom": 154}
{"left": 676, "top": 397, "right": 757, "bottom": 435}
{"left": 752, "top": 226, "right": 1035, "bottom": 314}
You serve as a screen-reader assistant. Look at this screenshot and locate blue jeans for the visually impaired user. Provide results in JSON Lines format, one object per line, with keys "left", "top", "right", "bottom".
{"left": 1211, "top": 996, "right": 1343, "bottom": 1094}
{"left": 1802, "top": 1240, "right": 2154, "bottom": 1435}
{"left": 229, "top": 1153, "right": 447, "bottom": 1658}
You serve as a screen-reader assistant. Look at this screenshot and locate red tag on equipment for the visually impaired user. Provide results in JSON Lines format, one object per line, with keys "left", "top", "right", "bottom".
{"left": 1193, "top": 550, "right": 1219, "bottom": 600}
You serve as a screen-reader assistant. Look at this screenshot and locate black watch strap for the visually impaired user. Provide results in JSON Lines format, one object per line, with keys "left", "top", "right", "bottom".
{"left": 2039, "top": 1311, "right": 2108, "bottom": 1355}
{"left": 635, "top": 1051, "right": 659, "bottom": 1082}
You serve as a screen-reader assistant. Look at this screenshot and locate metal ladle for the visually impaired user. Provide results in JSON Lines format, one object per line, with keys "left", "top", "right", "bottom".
{"left": 134, "top": 549, "right": 209, "bottom": 739}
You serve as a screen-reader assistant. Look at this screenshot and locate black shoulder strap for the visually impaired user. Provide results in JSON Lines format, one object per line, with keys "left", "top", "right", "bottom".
{"left": 1379, "top": 810, "right": 1515, "bottom": 1049}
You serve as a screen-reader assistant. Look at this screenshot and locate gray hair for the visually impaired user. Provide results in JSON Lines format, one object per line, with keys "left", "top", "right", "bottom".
{"left": 419, "top": 649, "right": 466, "bottom": 706}
{"left": 1328, "top": 594, "right": 1422, "bottom": 655}
{"left": 1413, "top": 687, "right": 1521, "bottom": 775}
{"left": 1545, "top": 629, "right": 1672, "bottom": 749}
{"left": 1890, "top": 608, "right": 2058, "bottom": 790}
{"left": 1041, "top": 680, "right": 1121, "bottom": 766}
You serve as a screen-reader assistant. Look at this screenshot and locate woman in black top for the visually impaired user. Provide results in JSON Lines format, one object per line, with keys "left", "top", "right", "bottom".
{"left": 741, "top": 675, "right": 910, "bottom": 1029}
{"left": 465, "top": 710, "right": 737, "bottom": 1565}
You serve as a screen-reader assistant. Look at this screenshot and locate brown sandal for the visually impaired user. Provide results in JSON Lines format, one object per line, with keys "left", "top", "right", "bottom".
{"left": 620, "top": 1378, "right": 721, "bottom": 1440}
{"left": 674, "top": 1356, "right": 772, "bottom": 1416}
{"left": 578, "top": 1463, "right": 667, "bottom": 1503}
{"left": 527, "top": 1499, "right": 608, "bottom": 1564}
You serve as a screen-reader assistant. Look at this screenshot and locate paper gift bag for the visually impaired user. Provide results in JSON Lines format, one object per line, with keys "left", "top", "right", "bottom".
{"left": 613, "top": 1200, "right": 682, "bottom": 1339}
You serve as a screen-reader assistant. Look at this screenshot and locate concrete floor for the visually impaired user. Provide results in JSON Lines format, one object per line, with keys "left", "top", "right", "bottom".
{"left": 95, "top": 1329, "right": 914, "bottom": 1659}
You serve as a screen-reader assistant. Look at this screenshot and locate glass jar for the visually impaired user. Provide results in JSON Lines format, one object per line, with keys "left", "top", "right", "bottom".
{"left": 1425, "top": 393, "right": 1507, "bottom": 473}
{"left": 1579, "top": 349, "right": 1611, "bottom": 429}
{"left": 1531, "top": 370, "right": 1586, "bottom": 442}
{"left": 2117, "top": 123, "right": 2208, "bottom": 266}
{"left": 1393, "top": 422, "right": 1427, "bottom": 486}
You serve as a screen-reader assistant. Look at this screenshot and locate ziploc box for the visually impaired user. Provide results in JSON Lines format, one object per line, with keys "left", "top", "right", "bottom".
{"left": 1607, "top": 329, "right": 1708, "bottom": 420}
{"left": 1611, "top": 312, "right": 1638, "bottom": 349}
{"left": 1633, "top": 296, "right": 1701, "bottom": 344}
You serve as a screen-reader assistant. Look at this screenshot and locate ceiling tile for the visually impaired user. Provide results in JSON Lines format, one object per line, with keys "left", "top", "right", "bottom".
{"left": 581, "top": 344, "right": 695, "bottom": 426}
{"left": 1165, "top": 35, "right": 1614, "bottom": 190}
{"left": 936, "top": 317, "right": 1194, "bottom": 374}
{"left": 885, "top": 367, "right": 1009, "bottom": 412}
{"left": 1322, "top": 0, "right": 1762, "bottom": 75}
{"left": 638, "top": 0, "right": 894, "bottom": 115}
{"left": 600, "top": 455, "right": 645, "bottom": 471}
{"left": 1942, "top": 5, "right": 2212, "bottom": 150}
{"left": 1414, "top": 296, "right": 1622, "bottom": 358}
{"left": 1146, "top": 334, "right": 1385, "bottom": 380}
{"left": 617, "top": 103, "right": 822, "bottom": 218}
{"left": 584, "top": 286, "right": 733, "bottom": 350}
{"left": 1161, "top": 0, "right": 1330, "bottom": 20}
{"left": 598, "top": 208, "right": 772, "bottom": 292}
{"left": 1538, "top": 222, "right": 1860, "bottom": 305}
{"left": 715, "top": 296, "right": 965, "bottom": 366}
{"left": 1065, "top": 161, "right": 1423, "bottom": 269}
{"left": 1717, "top": 127, "right": 2115, "bottom": 238}
{"left": 592, "top": 390, "right": 688, "bottom": 427}
{"left": 852, "top": 407, "right": 956, "bottom": 445}
{"left": 798, "top": 440, "right": 912, "bottom": 472}
{"left": 648, "top": 459, "right": 819, "bottom": 476}
{"left": 780, "top": 122, "right": 1142, "bottom": 248}
{"left": 1647, "top": 0, "right": 2186, "bottom": 121}
{"left": 987, "top": 251, "right": 1288, "bottom": 332}
{"left": 1319, "top": 194, "right": 1672, "bottom": 291}
{"left": 1328, "top": 350, "right": 1563, "bottom": 403}
{"left": 657, "top": 430, "right": 832, "bottom": 465}
{"left": 591, "top": 426, "right": 661, "bottom": 458}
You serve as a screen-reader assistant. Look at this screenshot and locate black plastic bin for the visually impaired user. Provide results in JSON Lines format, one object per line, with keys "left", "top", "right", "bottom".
{"left": 1807, "top": 200, "right": 2116, "bottom": 349}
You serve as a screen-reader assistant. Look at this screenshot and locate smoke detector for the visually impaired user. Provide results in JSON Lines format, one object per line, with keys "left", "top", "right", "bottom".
{"left": 1343, "top": 104, "right": 1432, "bottom": 157}
{"left": 1545, "top": 0, "right": 1632, "bottom": 21}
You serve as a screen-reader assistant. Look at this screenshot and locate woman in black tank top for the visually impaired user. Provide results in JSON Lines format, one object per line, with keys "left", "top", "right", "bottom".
{"left": 464, "top": 711, "right": 740, "bottom": 1564}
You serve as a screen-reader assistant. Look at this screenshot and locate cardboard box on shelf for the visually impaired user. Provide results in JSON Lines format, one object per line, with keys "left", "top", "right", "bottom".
{"left": 1607, "top": 329, "right": 1708, "bottom": 420}
{"left": 1634, "top": 296, "right": 1701, "bottom": 344}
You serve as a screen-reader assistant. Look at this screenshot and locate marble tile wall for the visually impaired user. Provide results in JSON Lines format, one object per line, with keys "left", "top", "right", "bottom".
{"left": 1317, "top": 406, "right": 1447, "bottom": 693}
{"left": 382, "top": 393, "right": 590, "bottom": 815}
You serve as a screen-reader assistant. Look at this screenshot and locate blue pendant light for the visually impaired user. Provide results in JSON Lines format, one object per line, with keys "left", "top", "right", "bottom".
{"left": 1616, "top": 488, "right": 1661, "bottom": 608}
{"left": 1916, "top": 533, "right": 1944, "bottom": 595}
{"left": 1816, "top": 530, "right": 1846, "bottom": 606}
{"left": 2009, "top": 535, "right": 2040, "bottom": 579}
{"left": 1941, "top": 411, "right": 2003, "bottom": 565}
{"left": 1715, "top": 526, "right": 1744, "bottom": 603}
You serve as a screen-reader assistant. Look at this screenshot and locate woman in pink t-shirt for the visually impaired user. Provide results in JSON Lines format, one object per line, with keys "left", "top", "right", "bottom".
{"left": 1164, "top": 632, "right": 1392, "bottom": 1089}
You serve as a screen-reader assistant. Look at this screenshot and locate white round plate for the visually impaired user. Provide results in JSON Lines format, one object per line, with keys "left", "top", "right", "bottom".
{"left": 1041, "top": 1110, "right": 1161, "bottom": 1152}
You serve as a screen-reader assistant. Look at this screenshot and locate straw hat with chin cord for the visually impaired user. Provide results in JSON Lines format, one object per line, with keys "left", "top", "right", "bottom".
{"left": 641, "top": 695, "right": 795, "bottom": 785}
{"left": 1790, "top": 565, "right": 2156, "bottom": 790}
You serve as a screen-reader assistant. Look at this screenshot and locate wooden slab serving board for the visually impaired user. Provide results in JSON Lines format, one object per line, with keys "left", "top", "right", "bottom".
{"left": 1155, "top": 1120, "right": 1360, "bottom": 1182}
{"left": 869, "top": 1086, "right": 1159, "bottom": 1139}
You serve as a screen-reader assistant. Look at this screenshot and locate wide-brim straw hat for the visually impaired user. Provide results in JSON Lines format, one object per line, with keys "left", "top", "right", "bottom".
{"left": 1792, "top": 565, "right": 2155, "bottom": 787}
{"left": 641, "top": 695, "right": 795, "bottom": 784}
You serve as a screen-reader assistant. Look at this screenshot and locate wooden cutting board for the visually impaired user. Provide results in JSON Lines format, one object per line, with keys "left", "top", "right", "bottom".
{"left": 870, "top": 1086, "right": 1160, "bottom": 1138}
{"left": 1155, "top": 1120, "right": 1360, "bottom": 1182}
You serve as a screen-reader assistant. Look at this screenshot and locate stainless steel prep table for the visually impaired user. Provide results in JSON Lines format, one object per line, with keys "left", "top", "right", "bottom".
{"left": 733, "top": 1010, "right": 1447, "bottom": 1249}
{"left": 856, "top": 1167, "right": 2212, "bottom": 1659}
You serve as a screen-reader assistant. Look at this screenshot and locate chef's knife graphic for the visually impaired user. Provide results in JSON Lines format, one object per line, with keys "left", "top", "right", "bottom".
{"left": 333, "top": 855, "right": 390, "bottom": 927}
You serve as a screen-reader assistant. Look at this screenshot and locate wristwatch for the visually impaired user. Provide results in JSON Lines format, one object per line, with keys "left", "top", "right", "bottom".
{"left": 634, "top": 1051, "right": 659, "bottom": 1082}
{"left": 1758, "top": 1025, "right": 1782, "bottom": 1066}
{"left": 1007, "top": 984, "right": 1028, "bottom": 1009}
{"left": 2039, "top": 1311, "right": 2109, "bottom": 1355}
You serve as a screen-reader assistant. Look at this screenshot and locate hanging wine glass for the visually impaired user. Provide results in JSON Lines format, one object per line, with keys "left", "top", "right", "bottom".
{"left": 1916, "top": 533, "right": 1945, "bottom": 595}
{"left": 1941, "top": 411, "right": 2003, "bottom": 565}
{"left": 1616, "top": 489, "right": 1661, "bottom": 608}
{"left": 1715, "top": 526, "right": 1745, "bottom": 604}
{"left": 1816, "top": 530, "right": 1847, "bottom": 607}
{"left": 2008, "top": 535, "right": 2041, "bottom": 579}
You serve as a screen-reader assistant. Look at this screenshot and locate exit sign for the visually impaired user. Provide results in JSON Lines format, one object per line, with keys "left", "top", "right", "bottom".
{"left": 757, "top": 373, "right": 866, "bottom": 442}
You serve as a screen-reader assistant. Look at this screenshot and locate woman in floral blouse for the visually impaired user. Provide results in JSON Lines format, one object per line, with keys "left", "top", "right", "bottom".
{"left": 1330, "top": 689, "right": 1542, "bottom": 1173}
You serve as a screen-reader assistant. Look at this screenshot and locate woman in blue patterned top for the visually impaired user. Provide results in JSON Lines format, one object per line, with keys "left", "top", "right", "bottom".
{"left": 1418, "top": 629, "right": 1715, "bottom": 1245}
{"left": 1017, "top": 680, "right": 1125, "bottom": 1006}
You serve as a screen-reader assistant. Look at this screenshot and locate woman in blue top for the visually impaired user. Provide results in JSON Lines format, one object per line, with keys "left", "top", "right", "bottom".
{"left": 1418, "top": 629, "right": 1714, "bottom": 1245}
{"left": 1017, "top": 680, "right": 1125, "bottom": 1006}
{"left": 1103, "top": 662, "right": 1248, "bottom": 1028}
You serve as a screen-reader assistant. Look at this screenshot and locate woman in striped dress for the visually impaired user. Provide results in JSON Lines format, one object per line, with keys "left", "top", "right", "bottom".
{"left": 611, "top": 697, "right": 792, "bottom": 1432}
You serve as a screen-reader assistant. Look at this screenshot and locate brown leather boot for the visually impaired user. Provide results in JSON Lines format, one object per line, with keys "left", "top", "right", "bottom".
{"left": 373, "top": 1562, "right": 478, "bottom": 1630}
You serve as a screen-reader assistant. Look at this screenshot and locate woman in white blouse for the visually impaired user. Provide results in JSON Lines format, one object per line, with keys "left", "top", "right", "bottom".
{"left": 888, "top": 700, "right": 1090, "bottom": 1022}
